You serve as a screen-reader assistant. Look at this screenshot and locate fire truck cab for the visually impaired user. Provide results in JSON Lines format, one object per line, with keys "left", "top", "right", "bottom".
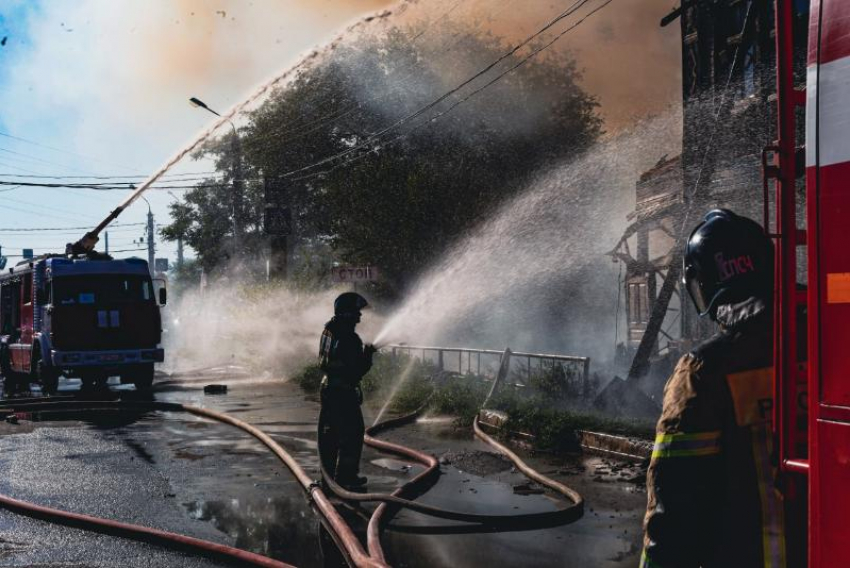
{"left": 0, "top": 255, "right": 165, "bottom": 394}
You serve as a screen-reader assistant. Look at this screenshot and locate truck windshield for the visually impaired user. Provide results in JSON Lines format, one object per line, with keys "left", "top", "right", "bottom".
{"left": 53, "top": 275, "right": 154, "bottom": 306}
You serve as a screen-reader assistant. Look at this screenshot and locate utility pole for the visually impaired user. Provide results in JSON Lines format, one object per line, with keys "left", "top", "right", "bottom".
{"left": 231, "top": 130, "right": 243, "bottom": 255}
{"left": 146, "top": 206, "right": 155, "bottom": 276}
{"left": 105, "top": 232, "right": 109, "bottom": 255}
{"left": 167, "top": 190, "right": 186, "bottom": 271}
{"left": 176, "top": 236, "right": 184, "bottom": 270}
{"left": 264, "top": 174, "right": 290, "bottom": 280}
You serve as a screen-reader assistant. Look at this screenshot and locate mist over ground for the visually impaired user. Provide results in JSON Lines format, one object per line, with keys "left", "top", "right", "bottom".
{"left": 163, "top": 1, "right": 684, "bottom": 375}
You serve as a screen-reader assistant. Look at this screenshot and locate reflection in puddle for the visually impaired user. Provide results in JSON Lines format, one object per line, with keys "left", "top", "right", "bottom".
{"left": 371, "top": 457, "right": 415, "bottom": 472}
{"left": 183, "top": 496, "right": 324, "bottom": 568}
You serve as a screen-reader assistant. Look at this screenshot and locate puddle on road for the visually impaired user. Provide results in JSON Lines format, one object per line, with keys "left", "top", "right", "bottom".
{"left": 182, "top": 495, "right": 325, "bottom": 568}
{"left": 383, "top": 464, "right": 639, "bottom": 568}
{"left": 371, "top": 457, "right": 415, "bottom": 472}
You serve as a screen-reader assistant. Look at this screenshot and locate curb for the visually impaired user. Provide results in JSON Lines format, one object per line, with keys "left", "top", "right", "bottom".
{"left": 477, "top": 409, "right": 652, "bottom": 461}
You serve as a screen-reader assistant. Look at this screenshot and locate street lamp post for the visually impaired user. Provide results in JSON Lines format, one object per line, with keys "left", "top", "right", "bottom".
{"left": 135, "top": 196, "right": 156, "bottom": 276}
{"left": 189, "top": 97, "right": 243, "bottom": 258}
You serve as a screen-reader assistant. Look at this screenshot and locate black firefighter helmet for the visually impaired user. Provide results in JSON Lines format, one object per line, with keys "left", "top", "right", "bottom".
{"left": 683, "top": 209, "right": 774, "bottom": 319}
{"left": 334, "top": 292, "right": 369, "bottom": 317}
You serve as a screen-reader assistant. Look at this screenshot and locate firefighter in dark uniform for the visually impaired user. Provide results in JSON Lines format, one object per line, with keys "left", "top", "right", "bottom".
{"left": 318, "top": 292, "right": 376, "bottom": 490}
{"left": 642, "top": 210, "right": 785, "bottom": 568}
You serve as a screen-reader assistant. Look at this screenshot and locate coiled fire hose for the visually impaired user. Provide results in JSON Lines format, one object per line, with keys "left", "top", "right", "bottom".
{"left": 319, "top": 348, "right": 584, "bottom": 563}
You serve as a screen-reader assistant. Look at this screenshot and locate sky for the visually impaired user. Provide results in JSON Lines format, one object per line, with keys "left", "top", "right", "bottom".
{"left": 0, "top": 0, "right": 680, "bottom": 268}
{"left": 0, "top": 0, "right": 392, "bottom": 264}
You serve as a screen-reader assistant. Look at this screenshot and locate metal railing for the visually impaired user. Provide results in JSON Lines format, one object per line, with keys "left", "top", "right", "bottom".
{"left": 387, "top": 344, "right": 590, "bottom": 394}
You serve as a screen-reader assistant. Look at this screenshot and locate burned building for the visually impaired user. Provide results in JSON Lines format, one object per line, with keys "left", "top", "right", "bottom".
{"left": 611, "top": 0, "right": 810, "bottom": 382}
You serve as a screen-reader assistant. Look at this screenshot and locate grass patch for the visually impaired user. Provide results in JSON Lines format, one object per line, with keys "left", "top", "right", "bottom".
{"left": 491, "top": 393, "right": 653, "bottom": 451}
{"left": 291, "top": 353, "right": 654, "bottom": 450}
{"left": 292, "top": 363, "right": 325, "bottom": 393}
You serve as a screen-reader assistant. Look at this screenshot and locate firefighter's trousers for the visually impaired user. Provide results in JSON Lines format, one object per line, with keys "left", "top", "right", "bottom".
{"left": 318, "top": 384, "right": 365, "bottom": 483}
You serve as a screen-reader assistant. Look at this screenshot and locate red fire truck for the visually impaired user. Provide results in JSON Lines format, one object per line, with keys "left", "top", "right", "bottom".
{"left": 0, "top": 255, "right": 165, "bottom": 394}
{"left": 773, "top": 0, "right": 850, "bottom": 565}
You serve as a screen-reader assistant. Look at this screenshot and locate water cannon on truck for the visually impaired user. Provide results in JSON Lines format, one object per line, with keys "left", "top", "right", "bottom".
{"left": 0, "top": 179, "right": 170, "bottom": 395}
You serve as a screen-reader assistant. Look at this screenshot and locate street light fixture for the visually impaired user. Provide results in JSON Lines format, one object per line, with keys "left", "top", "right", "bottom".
{"left": 188, "top": 97, "right": 220, "bottom": 116}
{"left": 188, "top": 96, "right": 243, "bottom": 258}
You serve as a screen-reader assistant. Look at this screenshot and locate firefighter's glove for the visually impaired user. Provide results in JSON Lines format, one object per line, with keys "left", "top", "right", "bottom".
{"left": 364, "top": 344, "right": 378, "bottom": 356}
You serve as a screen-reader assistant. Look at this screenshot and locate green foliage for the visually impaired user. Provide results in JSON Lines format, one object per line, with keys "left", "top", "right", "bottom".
{"left": 292, "top": 362, "right": 324, "bottom": 393}
{"left": 161, "top": 21, "right": 602, "bottom": 292}
{"left": 491, "top": 393, "right": 653, "bottom": 451}
{"left": 429, "top": 375, "right": 491, "bottom": 426}
{"left": 518, "top": 361, "right": 584, "bottom": 401}
{"left": 291, "top": 353, "right": 653, "bottom": 450}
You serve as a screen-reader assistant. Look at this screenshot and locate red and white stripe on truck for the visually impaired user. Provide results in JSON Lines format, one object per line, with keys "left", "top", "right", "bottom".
{"left": 806, "top": 1, "right": 850, "bottom": 565}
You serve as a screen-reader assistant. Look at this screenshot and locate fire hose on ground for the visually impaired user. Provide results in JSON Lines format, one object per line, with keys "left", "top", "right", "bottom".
{"left": 0, "top": 399, "right": 382, "bottom": 568}
{"left": 321, "top": 348, "right": 584, "bottom": 563}
{"left": 0, "top": 373, "right": 583, "bottom": 568}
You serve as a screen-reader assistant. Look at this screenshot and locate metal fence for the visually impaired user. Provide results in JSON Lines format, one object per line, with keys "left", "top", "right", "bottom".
{"left": 387, "top": 344, "right": 591, "bottom": 394}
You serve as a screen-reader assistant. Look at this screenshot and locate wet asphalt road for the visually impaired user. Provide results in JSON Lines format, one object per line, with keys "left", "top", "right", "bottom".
{"left": 0, "top": 370, "right": 645, "bottom": 567}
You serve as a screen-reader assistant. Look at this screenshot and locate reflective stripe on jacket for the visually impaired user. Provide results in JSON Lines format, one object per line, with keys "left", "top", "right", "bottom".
{"left": 642, "top": 297, "right": 785, "bottom": 568}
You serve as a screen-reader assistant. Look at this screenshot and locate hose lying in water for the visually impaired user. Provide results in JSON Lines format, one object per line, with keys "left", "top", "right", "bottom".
{"left": 353, "top": 349, "right": 583, "bottom": 563}
{"left": 0, "top": 400, "right": 387, "bottom": 568}
{"left": 317, "top": 385, "right": 584, "bottom": 563}
{"left": 321, "top": 425, "right": 581, "bottom": 526}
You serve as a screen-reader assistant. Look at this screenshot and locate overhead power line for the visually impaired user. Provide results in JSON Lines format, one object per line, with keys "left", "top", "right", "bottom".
{"left": 0, "top": 180, "right": 234, "bottom": 191}
{"left": 241, "top": 0, "right": 482, "bottom": 149}
{"left": 4, "top": 247, "right": 146, "bottom": 258}
{"left": 0, "top": 222, "right": 144, "bottom": 232}
{"left": 276, "top": 0, "right": 595, "bottom": 179}
{"left": 283, "top": 0, "right": 612, "bottom": 183}
{"left": 0, "top": 130, "right": 145, "bottom": 174}
{"left": 0, "top": 171, "right": 222, "bottom": 181}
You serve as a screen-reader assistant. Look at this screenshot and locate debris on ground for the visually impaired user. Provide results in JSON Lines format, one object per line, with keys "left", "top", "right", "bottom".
{"left": 439, "top": 449, "right": 513, "bottom": 476}
{"left": 588, "top": 457, "right": 648, "bottom": 485}
{"left": 512, "top": 482, "right": 545, "bottom": 495}
{"left": 204, "top": 384, "right": 228, "bottom": 395}
{"left": 558, "top": 463, "right": 586, "bottom": 476}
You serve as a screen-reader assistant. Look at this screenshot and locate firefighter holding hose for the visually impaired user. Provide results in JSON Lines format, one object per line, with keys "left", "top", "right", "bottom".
{"left": 642, "top": 209, "right": 785, "bottom": 568}
{"left": 318, "top": 292, "right": 377, "bottom": 490}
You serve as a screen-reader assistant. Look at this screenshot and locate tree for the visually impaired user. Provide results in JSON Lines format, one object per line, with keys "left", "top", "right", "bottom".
{"left": 162, "top": 21, "right": 602, "bottom": 294}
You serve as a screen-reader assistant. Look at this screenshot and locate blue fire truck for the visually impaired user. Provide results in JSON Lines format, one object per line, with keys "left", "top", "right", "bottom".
{"left": 0, "top": 255, "right": 166, "bottom": 394}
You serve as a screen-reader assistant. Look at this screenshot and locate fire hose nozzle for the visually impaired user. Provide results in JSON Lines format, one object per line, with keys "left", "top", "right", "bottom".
{"left": 66, "top": 232, "right": 100, "bottom": 256}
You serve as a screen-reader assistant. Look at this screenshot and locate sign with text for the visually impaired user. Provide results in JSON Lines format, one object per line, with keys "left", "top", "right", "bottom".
{"left": 331, "top": 266, "right": 379, "bottom": 283}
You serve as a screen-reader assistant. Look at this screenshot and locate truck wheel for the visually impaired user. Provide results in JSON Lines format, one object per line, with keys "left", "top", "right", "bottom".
{"left": 1, "top": 350, "right": 20, "bottom": 396}
{"left": 31, "top": 350, "right": 59, "bottom": 396}
{"left": 133, "top": 363, "right": 155, "bottom": 392}
{"left": 39, "top": 363, "right": 59, "bottom": 396}
{"left": 80, "top": 375, "right": 96, "bottom": 391}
